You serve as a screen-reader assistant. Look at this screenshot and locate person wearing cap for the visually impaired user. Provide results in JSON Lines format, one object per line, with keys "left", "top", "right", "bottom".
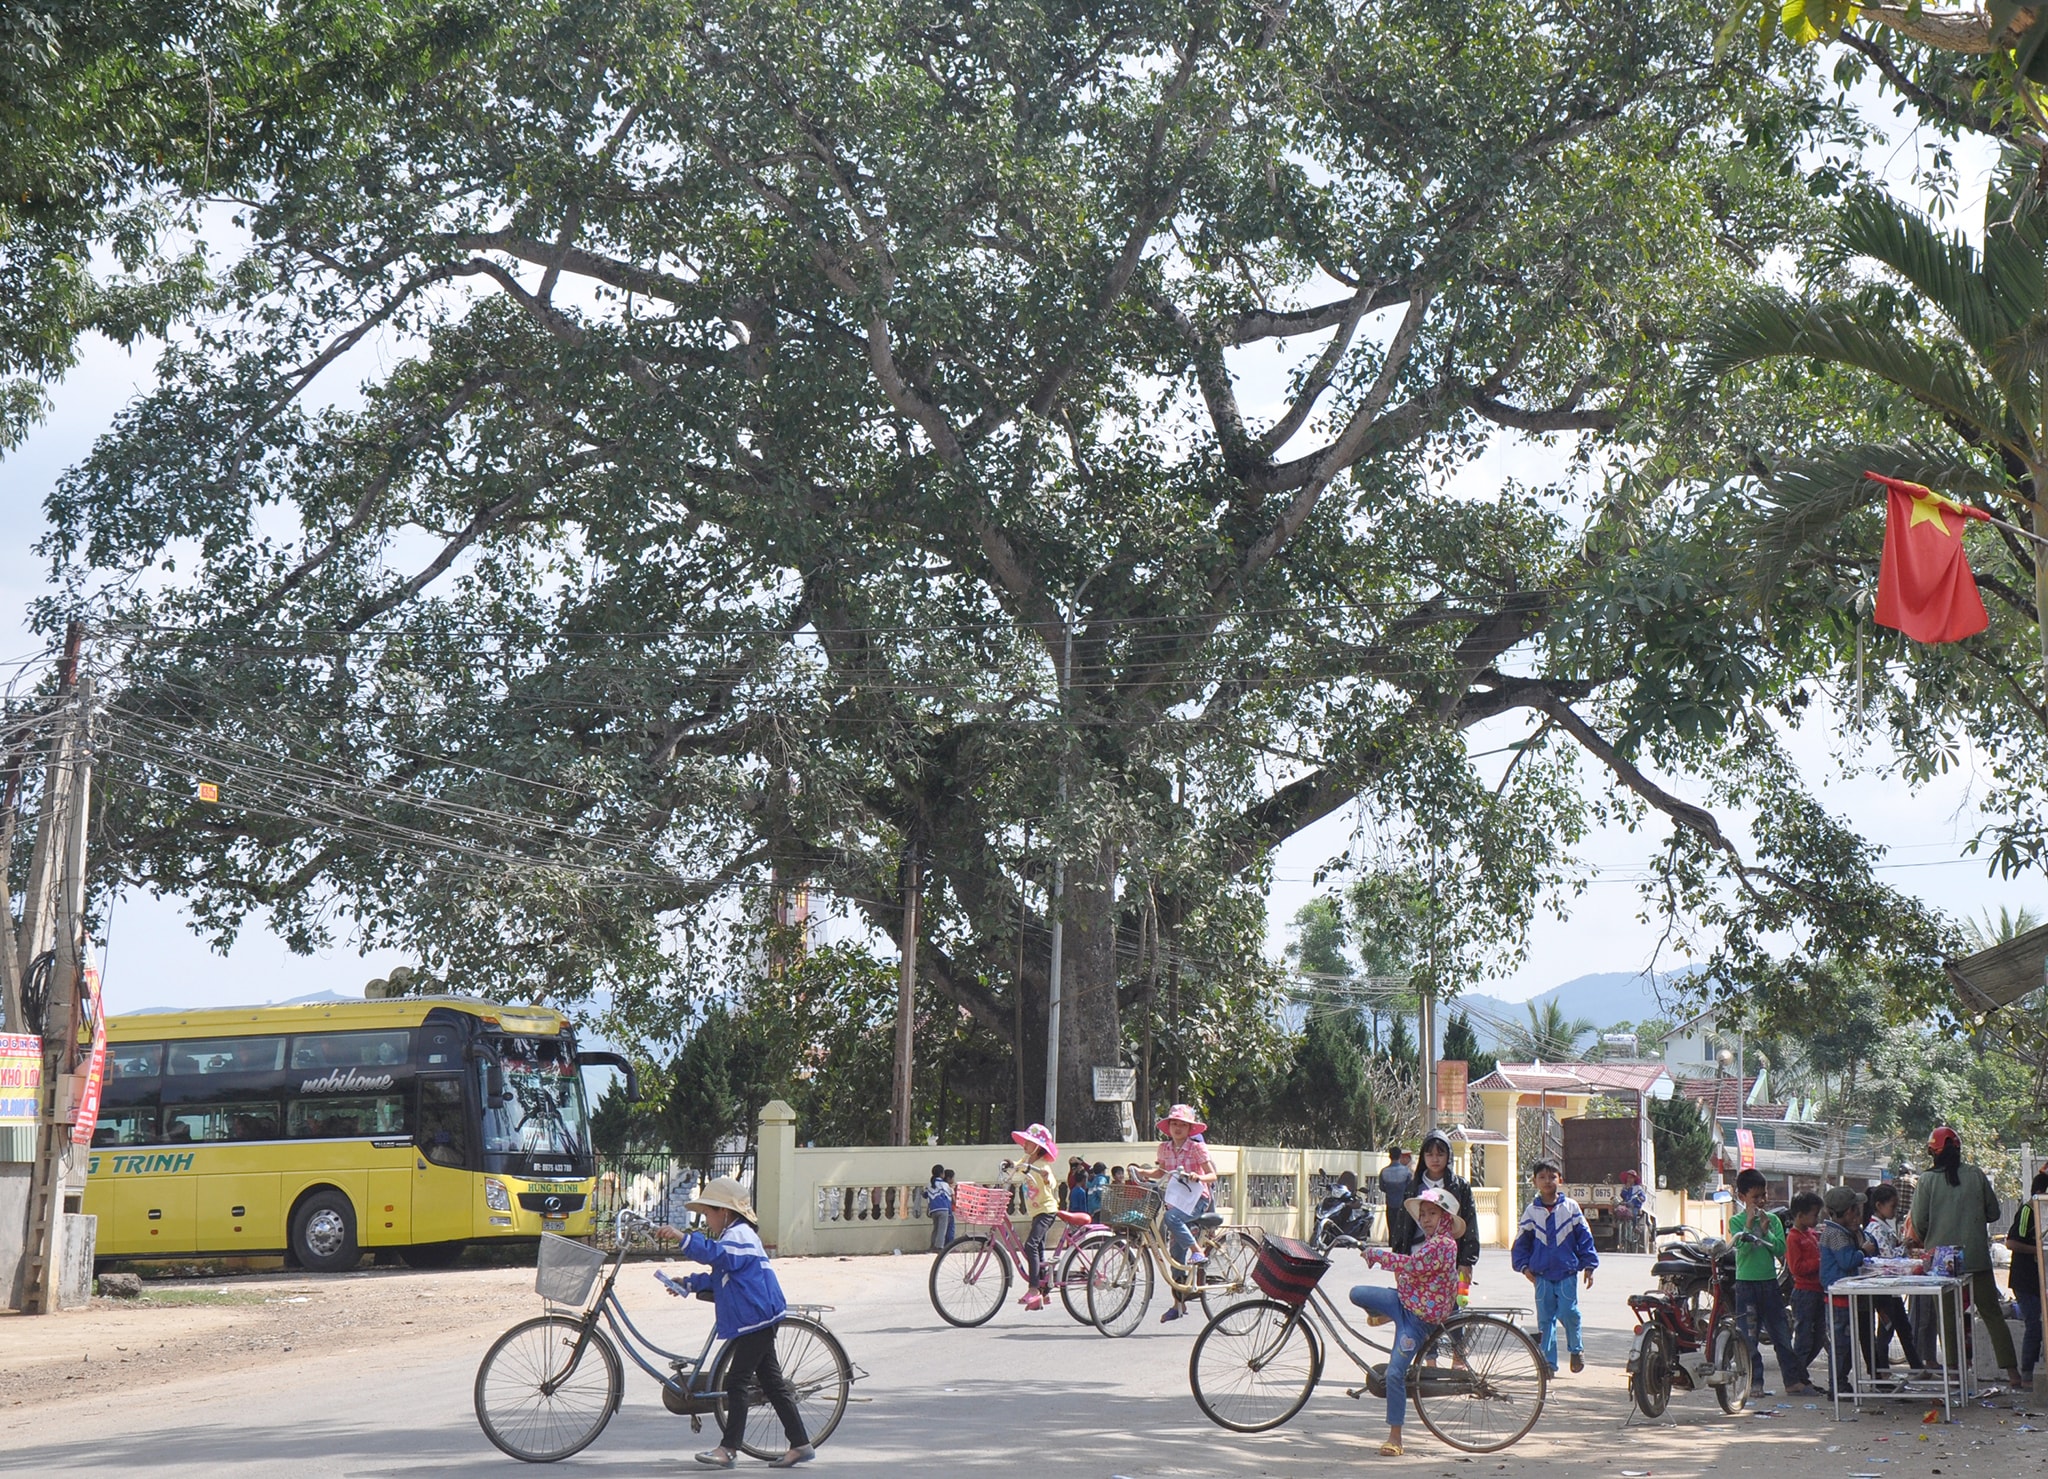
{"left": 660, "top": 1177, "right": 813, "bottom": 1469}
{"left": 1002, "top": 1122, "right": 1062, "bottom": 1310}
{"left": 1817, "top": 1185, "right": 1874, "bottom": 1393}
{"left": 1354, "top": 1187, "right": 1464, "bottom": 1457}
{"left": 1138, "top": 1104, "right": 1219, "bottom": 1323}
{"left": 1905, "top": 1126, "right": 2021, "bottom": 1387}
{"left": 1511, "top": 1159, "right": 1597, "bottom": 1377}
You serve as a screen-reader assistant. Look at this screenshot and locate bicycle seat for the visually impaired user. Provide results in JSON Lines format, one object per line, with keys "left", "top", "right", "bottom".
{"left": 1055, "top": 1210, "right": 1092, "bottom": 1227}
{"left": 1189, "top": 1212, "right": 1225, "bottom": 1230}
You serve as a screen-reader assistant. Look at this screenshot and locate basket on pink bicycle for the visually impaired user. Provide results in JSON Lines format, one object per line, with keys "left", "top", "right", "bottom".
{"left": 951, "top": 1183, "right": 1017, "bottom": 1226}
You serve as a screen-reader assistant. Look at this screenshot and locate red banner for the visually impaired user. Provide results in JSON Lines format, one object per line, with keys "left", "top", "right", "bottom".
{"left": 69, "top": 962, "right": 106, "bottom": 1147}
{"left": 1436, "top": 1060, "right": 1468, "bottom": 1120}
{"left": 1736, "top": 1126, "right": 1755, "bottom": 1171}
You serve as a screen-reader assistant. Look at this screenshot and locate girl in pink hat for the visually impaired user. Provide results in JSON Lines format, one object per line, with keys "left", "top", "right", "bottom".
{"left": 1138, "top": 1104, "right": 1218, "bottom": 1323}
{"left": 1004, "top": 1123, "right": 1061, "bottom": 1309}
{"left": 1353, "top": 1187, "right": 1463, "bottom": 1456}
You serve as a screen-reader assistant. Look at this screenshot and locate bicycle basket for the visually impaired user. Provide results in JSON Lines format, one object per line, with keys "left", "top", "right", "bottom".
{"left": 951, "top": 1183, "right": 1016, "bottom": 1226}
{"left": 535, "top": 1232, "right": 607, "bottom": 1305}
{"left": 1100, "top": 1180, "right": 1158, "bottom": 1223}
{"left": 1252, "top": 1233, "right": 1329, "bottom": 1307}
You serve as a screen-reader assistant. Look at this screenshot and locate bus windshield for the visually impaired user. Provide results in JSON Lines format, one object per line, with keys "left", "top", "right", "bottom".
{"left": 478, "top": 1035, "right": 590, "bottom": 1158}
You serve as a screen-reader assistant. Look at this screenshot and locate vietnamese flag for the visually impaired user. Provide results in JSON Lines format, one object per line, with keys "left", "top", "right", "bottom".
{"left": 1864, "top": 472, "right": 1992, "bottom": 643}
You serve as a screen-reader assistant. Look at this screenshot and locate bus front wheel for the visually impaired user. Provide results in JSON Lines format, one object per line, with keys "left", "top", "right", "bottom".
{"left": 291, "top": 1189, "right": 361, "bottom": 1273}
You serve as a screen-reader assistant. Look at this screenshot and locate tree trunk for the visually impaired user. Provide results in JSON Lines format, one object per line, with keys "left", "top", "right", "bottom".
{"left": 1057, "top": 842, "right": 1124, "bottom": 1140}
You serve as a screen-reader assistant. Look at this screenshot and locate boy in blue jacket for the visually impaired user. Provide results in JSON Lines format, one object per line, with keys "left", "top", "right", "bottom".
{"left": 1817, "top": 1185, "right": 1874, "bottom": 1394}
{"left": 662, "top": 1177, "right": 813, "bottom": 1469}
{"left": 1511, "top": 1160, "right": 1598, "bottom": 1376}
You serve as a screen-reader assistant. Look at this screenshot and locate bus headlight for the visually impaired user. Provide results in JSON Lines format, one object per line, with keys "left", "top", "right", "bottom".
{"left": 484, "top": 1177, "right": 511, "bottom": 1212}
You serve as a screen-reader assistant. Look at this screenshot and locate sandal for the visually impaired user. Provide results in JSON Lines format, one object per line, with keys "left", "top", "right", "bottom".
{"left": 1378, "top": 1440, "right": 1404, "bottom": 1456}
{"left": 768, "top": 1446, "right": 816, "bottom": 1469}
{"left": 695, "top": 1451, "right": 737, "bottom": 1469}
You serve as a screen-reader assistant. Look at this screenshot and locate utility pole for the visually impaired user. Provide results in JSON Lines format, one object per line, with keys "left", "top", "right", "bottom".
{"left": 1043, "top": 594, "right": 1083, "bottom": 1140}
{"left": 21, "top": 623, "right": 92, "bottom": 1314}
{"left": 890, "top": 843, "right": 921, "bottom": 1146}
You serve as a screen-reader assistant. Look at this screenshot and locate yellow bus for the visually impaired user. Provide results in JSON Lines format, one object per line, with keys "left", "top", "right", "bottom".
{"left": 82, "top": 997, "right": 635, "bottom": 1269}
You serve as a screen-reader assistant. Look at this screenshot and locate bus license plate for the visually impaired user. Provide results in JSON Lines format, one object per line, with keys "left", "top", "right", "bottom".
{"left": 543, "top": 1216, "right": 566, "bottom": 1231}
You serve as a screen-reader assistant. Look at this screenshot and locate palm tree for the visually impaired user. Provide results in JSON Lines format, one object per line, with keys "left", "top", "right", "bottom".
{"left": 1694, "top": 164, "right": 2048, "bottom": 692}
{"left": 1500, "top": 1000, "right": 1598, "bottom": 1063}
{"left": 1962, "top": 905, "right": 2043, "bottom": 950}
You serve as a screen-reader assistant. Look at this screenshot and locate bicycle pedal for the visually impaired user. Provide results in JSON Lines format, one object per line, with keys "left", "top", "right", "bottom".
{"left": 1345, "top": 1385, "right": 1369, "bottom": 1400}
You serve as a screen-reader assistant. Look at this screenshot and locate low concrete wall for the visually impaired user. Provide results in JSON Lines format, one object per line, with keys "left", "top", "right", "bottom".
{"left": 752, "top": 1102, "right": 1394, "bottom": 1257}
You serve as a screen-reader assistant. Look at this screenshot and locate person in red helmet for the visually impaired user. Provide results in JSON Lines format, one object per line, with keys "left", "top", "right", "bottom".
{"left": 1905, "top": 1126, "right": 2020, "bottom": 1388}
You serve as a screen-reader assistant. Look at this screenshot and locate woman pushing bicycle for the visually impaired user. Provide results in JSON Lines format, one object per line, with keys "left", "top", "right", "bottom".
{"left": 1132, "top": 1103, "right": 1219, "bottom": 1323}
{"left": 660, "top": 1177, "right": 815, "bottom": 1469}
{"left": 1353, "top": 1187, "right": 1463, "bottom": 1457}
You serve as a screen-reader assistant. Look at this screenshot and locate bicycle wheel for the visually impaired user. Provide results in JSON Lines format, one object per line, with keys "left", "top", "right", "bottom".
{"left": 712, "top": 1315, "right": 854, "bottom": 1460}
{"left": 1710, "top": 1321, "right": 1753, "bottom": 1414}
{"left": 1410, "top": 1314, "right": 1546, "bottom": 1454}
{"left": 1198, "top": 1229, "right": 1261, "bottom": 1319}
{"left": 1188, "top": 1298, "right": 1323, "bottom": 1432}
{"left": 928, "top": 1234, "right": 1011, "bottom": 1327}
{"left": 1057, "top": 1231, "right": 1118, "bottom": 1325}
{"left": 474, "top": 1314, "right": 622, "bottom": 1462}
{"left": 1630, "top": 1325, "right": 1672, "bottom": 1418}
{"left": 1087, "top": 1237, "right": 1154, "bottom": 1337}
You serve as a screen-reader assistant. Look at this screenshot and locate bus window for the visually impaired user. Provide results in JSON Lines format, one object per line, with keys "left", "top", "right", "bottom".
{"left": 108, "top": 1045, "right": 163, "bottom": 1080}
{"left": 478, "top": 1038, "right": 589, "bottom": 1158}
{"left": 287, "top": 1093, "right": 408, "bottom": 1139}
{"left": 166, "top": 1101, "right": 281, "bottom": 1142}
{"left": 92, "top": 1107, "right": 158, "bottom": 1145}
{"left": 289, "top": 1031, "right": 410, "bottom": 1070}
{"left": 167, "top": 1038, "right": 285, "bottom": 1075}
{"left": 417, "top": 1078, "right": 468, "bottom": 1167}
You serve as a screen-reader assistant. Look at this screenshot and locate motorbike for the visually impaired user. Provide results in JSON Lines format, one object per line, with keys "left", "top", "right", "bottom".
{"left": 1624, "top": 1231, "right": 1753, "bottom": 1418}
{"left": 1309, "top": 1185, "right": 1375, "bottom": 1251}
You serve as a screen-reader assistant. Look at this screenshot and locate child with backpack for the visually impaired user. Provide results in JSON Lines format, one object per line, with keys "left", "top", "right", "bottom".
{"left": 926, "top": 1162, "right": 953, "bottom": 1252}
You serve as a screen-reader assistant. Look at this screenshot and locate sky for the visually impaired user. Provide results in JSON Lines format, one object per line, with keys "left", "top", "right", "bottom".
{"left": 0, "top": 59, "right": 2038, "bottom": 1022}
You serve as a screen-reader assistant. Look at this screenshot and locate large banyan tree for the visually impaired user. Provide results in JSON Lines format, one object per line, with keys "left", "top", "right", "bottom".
{"left": 42, "top": 0, "right": 1954, "bottom": 1134}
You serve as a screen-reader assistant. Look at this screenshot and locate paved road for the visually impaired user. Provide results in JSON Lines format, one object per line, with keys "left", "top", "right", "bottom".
{"left": 2, "top": 1250, "right": 2032, "bottom": 1475}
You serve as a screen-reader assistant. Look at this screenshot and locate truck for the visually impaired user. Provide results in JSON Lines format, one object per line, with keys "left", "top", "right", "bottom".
{"left": 1560, "top": 1116, "right": 1651, "bottom": 1252}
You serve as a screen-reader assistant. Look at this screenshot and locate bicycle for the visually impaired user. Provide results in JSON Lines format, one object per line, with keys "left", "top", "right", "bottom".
{"left": 1085, "top": 1172, "right": 1261, "bottom": 1336}
{"left": 1188, "top": 1234, "right": 1547, "bottom": 1454}
{"left": 474, "top": 1211, "right": 857, "bottom": 1463}
{"left": 928, "top": 1177, "right": 1118, "bottom": 1326}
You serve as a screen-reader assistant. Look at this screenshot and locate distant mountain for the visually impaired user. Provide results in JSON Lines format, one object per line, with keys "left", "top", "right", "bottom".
{"left": 1447, "top": 966, "right": 1705, "bottom": 1053}
{"left": 127, "top": 989, "right": 360, "bottom": 1014}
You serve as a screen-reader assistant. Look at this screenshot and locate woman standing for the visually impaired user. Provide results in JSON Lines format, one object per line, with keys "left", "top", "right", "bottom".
{"left": 1905, "top": 1126, "right": 2021, "bottom": 1388}
{"left": 1396, "top": 1129, "right": 1481, "bottom": 1281}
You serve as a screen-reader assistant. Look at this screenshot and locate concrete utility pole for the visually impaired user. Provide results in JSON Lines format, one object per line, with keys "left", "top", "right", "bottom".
{"left": 21, "top": 623, "right": 93, "bottom": 1314}
{"left": 890, "top": 845, "right": 921, "bottom": 1146}
{"left": 1043, "top": 594, "right": 1083, "bottom": 1140}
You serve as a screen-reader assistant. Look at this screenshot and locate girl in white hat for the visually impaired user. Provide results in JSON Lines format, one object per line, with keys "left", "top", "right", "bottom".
{"left": 662, "top": 1177, "right": 813, "bottom": 1468}
{"left": 1352, "top": 1187, "right": 1463, "bottom": 1456}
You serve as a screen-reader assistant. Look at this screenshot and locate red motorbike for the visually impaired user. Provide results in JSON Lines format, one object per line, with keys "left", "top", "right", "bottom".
{"left": 1625, "top": 1233, "right": 1753, "bottom": 1418}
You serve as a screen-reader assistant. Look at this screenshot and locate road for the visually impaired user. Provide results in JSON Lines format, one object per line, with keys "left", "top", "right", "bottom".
{"left": 0, "top": 1250, "right": 2036, "bottom": 1474}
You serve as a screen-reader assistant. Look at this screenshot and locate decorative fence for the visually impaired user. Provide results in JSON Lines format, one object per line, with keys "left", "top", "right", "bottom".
{"left": 591, "top": 1148, "right": 754, "bottom": 1228}
{"left": 750, "top": 1102, "right": 1403, "bottom": 1257}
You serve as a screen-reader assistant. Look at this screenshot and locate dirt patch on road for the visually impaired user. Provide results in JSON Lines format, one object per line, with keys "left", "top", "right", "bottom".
{"left": 0, "top": 1264, "right": 534, "bottom": 1413}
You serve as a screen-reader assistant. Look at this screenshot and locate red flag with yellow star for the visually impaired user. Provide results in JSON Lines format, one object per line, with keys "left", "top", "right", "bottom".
{"left": 1864, "top": 472, "right": 1992, "bottom": 643}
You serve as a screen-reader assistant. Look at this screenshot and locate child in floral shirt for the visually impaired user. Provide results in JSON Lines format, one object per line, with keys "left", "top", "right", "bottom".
{"left": 1352, "top": 1187, "right": 1462, "bottom": 1456}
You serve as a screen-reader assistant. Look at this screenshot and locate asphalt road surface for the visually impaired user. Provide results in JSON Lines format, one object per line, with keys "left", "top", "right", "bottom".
{"left": 2, "top": 1249, "right": 2037, "bottom": 1475}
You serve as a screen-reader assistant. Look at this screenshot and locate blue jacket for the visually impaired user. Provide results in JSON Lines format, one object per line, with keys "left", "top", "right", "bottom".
{"left": 1511, "top": 1195, "right": 1599, "bottom": 1281}
{"left": 675, "top": 1221, "right": 787, "bottom": 1339}
{"left": 927, "top": 1178, "right": 951, "bottom": 1213}
{"left": 1817, "top": 1219, "right": 1866, "bottom": 1292}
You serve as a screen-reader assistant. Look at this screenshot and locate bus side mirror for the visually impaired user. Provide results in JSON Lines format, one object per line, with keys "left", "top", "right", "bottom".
{"left": 574, "top": 1050, "right": 640, "bottom": 1105}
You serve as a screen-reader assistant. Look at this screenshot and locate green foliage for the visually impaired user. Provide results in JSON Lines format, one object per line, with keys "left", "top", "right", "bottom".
{"left": 1441, "top": 1010, "right": 1497, "bottom": 1082}
{"left": 661, "top": 1005, "right": 739, "bottom": 1154}
{"left": 1499, "top": 1001, "right": 1599, "bottom": 1063}
{"left": 1649, "top": 1092, "right": 1717, "bottom": 1194}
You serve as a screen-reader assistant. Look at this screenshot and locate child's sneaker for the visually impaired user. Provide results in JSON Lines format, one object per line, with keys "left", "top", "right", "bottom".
{"left": 1569, "top": 1351, "right": 1584, "bottom": 1374}
{"left": 1364, "top": 1310, "right": 1391, "bottom": 1327}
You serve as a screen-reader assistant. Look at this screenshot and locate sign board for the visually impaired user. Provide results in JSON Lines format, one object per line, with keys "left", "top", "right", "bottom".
{"left": 1092, "top": 1067, "right": 1136, "bottom": 1102}
{"left": 0, "top": 1034, "right": 41, "bottom": 1125}
{"left": 1435, "top": 1060, "right": 1467, "bottom": 1119}
{"left": 1736, "top": 1127, "right": 1756, "bottom": 1171}
{"left": 69, "top": 963, "right": 107, "bottom": 1146}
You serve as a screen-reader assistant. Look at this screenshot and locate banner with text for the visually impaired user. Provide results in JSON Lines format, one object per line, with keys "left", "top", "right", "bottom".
{"left": 0, "top": 1034, "right": 42, "bottom": 1125}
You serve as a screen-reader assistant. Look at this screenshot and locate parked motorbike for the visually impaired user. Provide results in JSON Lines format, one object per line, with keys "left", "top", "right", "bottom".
{"left": 1625, "top": 1232, "right": 1753, "bottom": 1418}
{"left": 1309, "top": 1185, "right": 1375, "bottom": 1251}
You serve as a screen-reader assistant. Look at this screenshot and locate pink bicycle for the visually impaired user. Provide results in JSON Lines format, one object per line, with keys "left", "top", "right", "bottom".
{"left": 927, "top": 1179, "right": 1115, "bottom": 1326}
